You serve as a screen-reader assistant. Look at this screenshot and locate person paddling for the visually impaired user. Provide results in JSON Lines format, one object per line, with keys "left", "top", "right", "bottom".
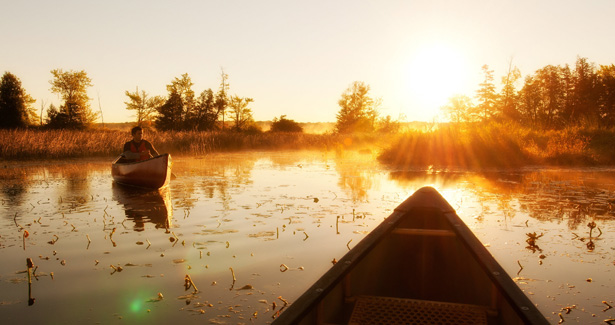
{"left": 122, "top": 126, "right": 160, "bottom": 161}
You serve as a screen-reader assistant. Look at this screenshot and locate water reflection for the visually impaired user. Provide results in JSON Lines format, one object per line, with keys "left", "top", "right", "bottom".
{"left": 1, "top": 154, "right": 615, "bottom": 324}
{"left": 0, "top": 167, "right": 31, "bottom": 207}
{"left": 389, "top": 168, "right": 615, "bottom": 226}
{"left": 112, "top": 184, "right": 173, "bottom": 231}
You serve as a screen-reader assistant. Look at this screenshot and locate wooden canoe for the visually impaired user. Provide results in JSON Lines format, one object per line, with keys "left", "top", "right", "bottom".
{"left": 111, "top": 154, "right": 172, "bottom": 189}
{"left": 273, "top": 187, "right": 548, "bottom": 325}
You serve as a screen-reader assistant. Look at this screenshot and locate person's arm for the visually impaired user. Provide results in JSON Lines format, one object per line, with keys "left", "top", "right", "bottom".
{"left": 146, "top": 141, "right": 160, "bottom": 157}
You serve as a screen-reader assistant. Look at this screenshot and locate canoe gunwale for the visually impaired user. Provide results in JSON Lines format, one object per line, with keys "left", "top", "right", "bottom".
{"left": 111, "top": 154, "right": 171, "bottom": 190}
{"left": 441, "top": 210, "right": 548, "bottom": 324}
{"left": 112, "top": 153, "right": 169, "bottom": 166}
{"left": 272, "top": 186, "right": 548, "bottom": 324}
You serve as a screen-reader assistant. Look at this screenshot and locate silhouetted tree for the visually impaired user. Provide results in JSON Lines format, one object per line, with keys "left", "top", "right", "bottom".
{"left": 498, "top": 60, "right": 521, "bottom": 121}
{"left": 188, "top": 88, "right": 219, "bottom": 130}
{"left": 441, "top": 95, "right": 473, "bottom": 123}
{"left": 124, "top": 87, "right": 164, "bottom": 126}
{"left": 228, "top": 95, "right": 254, "bottom": 131}
{"left": 518, "top": 76, "right": 542, "bottom": 127}
{"left": 270, "top": 115, "right": 303, "bottom": 132}
{"left": 216, "top": 69, "right": 229, "bottom": 130}
{"left": 335, "top": 81, "right": 378, "bottom": 133}
{"left": 474, "top": 65, "right": 497, "bottom": 121}
{"left": 571, "top": 57, "right": 599, "bottom": 125}
{"left": 376, "top": 115, "right": 402, "bottom": 134}
{"left": 155, "top": 91, "right": 183, "bottom": 130}
{"left": 597, "top": 64, "right": 615, "bottom": 126}
{"left": 47, "top": 69, "right": 97, "bottom": 128}
{"left": 536, "top": 65, "right": 567, "bottom": 127}
{"left": 0, "top": 72, "right": 37, "bottom": 128}
{"left": 155, "top": 74, "right": 196, "bottom": 130}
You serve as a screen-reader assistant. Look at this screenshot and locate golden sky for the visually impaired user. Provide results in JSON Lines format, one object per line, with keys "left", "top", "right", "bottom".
{"left": 2, "top": 0, "right": 614, "bottom": 123}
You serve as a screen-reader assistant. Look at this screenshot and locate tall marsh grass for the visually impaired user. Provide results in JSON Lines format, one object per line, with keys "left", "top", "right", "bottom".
{"left": 0, "top": 129, "right": 384, "bottom": 160}
{"left": 379, "top": 122, "right": 615, "bottom": 168}
{"left": 3, "top": 125, "right": 613, "bottom": 166}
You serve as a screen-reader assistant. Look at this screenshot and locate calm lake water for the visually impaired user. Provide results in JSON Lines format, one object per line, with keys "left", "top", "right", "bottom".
{"left": 1, "top": 151, "right": 614, "bottom": 324}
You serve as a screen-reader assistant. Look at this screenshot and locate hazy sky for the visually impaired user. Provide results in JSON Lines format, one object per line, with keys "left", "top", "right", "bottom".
{"left": 2, "top": 0, "right": 614, "bottom": 123}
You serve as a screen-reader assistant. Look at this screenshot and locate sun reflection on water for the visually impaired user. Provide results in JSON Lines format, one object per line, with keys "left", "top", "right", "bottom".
{"left": 1, "top": 153, "right": 615, "bottom": 323}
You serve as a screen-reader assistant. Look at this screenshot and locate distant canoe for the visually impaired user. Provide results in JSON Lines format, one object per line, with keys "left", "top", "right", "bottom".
{"left": 273, "top": 187, "right": 548, "bottom": 325}
{"left": 111, "top": 154, "right": 172, "bottom": 189}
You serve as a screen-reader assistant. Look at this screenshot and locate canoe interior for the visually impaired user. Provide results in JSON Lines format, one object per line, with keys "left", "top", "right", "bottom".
{"left": 275, "top": 187, "right": 548, "bottom": 325}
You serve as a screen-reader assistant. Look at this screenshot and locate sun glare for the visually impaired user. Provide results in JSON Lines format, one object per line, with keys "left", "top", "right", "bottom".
{"left": 404, "top": 43, "right": 471, "bottom": 120}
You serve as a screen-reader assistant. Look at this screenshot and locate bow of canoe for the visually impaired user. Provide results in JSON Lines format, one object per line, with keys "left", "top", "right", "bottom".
{"left": 273, "top": 186, "right": 548, "bottom": 325}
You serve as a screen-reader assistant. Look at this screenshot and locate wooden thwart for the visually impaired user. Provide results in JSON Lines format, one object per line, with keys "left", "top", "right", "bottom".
{"left": 392, "top": 228, "right": 456, "bottom": 237}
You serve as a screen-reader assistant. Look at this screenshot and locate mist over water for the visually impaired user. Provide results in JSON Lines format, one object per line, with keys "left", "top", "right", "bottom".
{"left": 1, "top": 152, "right": 614, "bottom": 323}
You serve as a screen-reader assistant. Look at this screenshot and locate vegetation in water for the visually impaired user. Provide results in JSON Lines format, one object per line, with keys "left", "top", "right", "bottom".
{"left": 0, "top": 128, "right": 387, "bottom": 160}
{"left": 378, "top": 122, "right": 615, "bottom": 168}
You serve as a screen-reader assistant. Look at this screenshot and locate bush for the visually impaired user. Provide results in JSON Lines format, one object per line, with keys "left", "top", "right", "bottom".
{"left": 270, "top": 115, "right": 303, "bottom": 133}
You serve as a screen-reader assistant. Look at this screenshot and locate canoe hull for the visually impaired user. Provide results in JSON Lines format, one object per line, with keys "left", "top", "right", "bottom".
{"left": 111, "top": 154, "right": 171, "bottom": 189}
{"left": 273, "top": 187, "right": 548, "bottom": 324}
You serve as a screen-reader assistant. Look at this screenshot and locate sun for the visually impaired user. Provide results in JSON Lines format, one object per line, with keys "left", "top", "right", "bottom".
{"left": 403, "top": 43, "right": 471, "bottom": 120}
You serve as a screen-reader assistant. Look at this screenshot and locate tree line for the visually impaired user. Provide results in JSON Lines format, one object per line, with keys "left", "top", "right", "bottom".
{"left": 0, "top": 69, "right": 304, "bottom": 132}
{"left": 9, "top": 57, "right": 609, "bottom": 135}
{"left": 441, "top": 57, "right": 615, "bottom": 129}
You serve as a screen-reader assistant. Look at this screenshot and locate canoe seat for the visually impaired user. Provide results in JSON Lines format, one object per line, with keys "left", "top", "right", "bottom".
{"left": 348, "top": 295, "right": 488, "bottom": 325}
{"left": 392, "top": 228, "right": 455, "bottom": 237}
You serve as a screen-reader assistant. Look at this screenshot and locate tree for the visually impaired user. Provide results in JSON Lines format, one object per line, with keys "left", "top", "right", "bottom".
{"left": 518, "top": 75, "right": 542, "bottom": 127}
{"left": 155, "top": 73, "right": 195, "bottom": 130}
{"left": 216, "top": 69, "right": 229, "bottom": 130}
{"left": 48, "top": 69, "right": 97, "bottom": 128}
{"left": 188, "top": 88, "right": 219, "bottom": 130}
{"left": 536, "top": 65, "right": 566, "bottom": 128}
{"left": 0, "top": 72, "right": 37, "bottom": 128}
{"left": 166, "top": 73, "right": 195, "bottom": 123}
{"left": 474, "top": 65, "right": 498, "bottom": 121}
{"left": 155, "top": 91, "right": 183, "bottom": 130}
{"left": 228, "top": 95, "right": 254, "bottom": 131}
{"left": 597, "top": 64, "right": 615, "bottom": 126}
{"left": 376, "top": 114, "right": 402, "bottom": 134}
{"left": 270, "top": 115, "right": 303, "bottom": 132}
{"left": 441, "top": 95, "right": 473, "bottom": 123}
{"left": 571, "top": 57, "right": 599, "bottom": 125}
{"left": 335, "top": 81, "right": 378, "bottom": 133}
{"left": 499, "top": 59, "right": 522, "bottom": 121}
{"left": 124, "top": 87, "right": 164, "bottom": 126}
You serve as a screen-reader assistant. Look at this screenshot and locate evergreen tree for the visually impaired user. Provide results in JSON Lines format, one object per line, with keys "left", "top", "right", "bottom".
{"left": 0, "top": 72, "right": 37, "bottom": 128}
{"left": 597, "top": 64, "right": 615, "bottom": 126}
{"left": 474, "top": 65, "right": 497, "bottom": 121}
{"left": 572, "top": 57, "right": 599, "bottom": 125}
{"left": 155, "top": 91, "right": 183, "bottom": 130}
{"left": 188, "top": 88, "right": 218, "bottom": 130}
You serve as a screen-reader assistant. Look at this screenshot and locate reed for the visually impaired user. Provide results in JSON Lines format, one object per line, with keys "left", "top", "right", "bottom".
{"left": 3, "top": 125, "right": 611, "bottom": 166}
{"left": 0, "top": 129, "right": 387, "bottom": 160}
{"left": 378, "top": 122, "right": 614, "bottom": 168}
